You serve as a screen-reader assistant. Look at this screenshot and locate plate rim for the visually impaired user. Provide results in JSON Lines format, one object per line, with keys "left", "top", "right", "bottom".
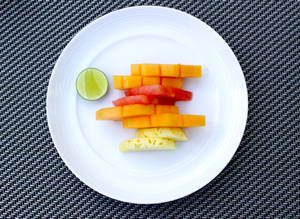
{"left": 46, "top": 5, "right": 248, "bottom": 204}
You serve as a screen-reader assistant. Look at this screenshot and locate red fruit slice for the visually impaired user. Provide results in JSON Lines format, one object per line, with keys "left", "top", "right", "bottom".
{"left": 149, "top": 97, "right": 175, "bottom": 105}
{"left": 113, "top": 95, "right": 149, "bottom": 106}
{"left": 113, "top": 95, "right": 175, "bottom": 106}
{"left": 125, "top": 85, "right": 192, "bottom": 101}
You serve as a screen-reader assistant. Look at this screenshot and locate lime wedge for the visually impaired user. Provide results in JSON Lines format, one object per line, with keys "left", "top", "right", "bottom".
{"left": 76, "top": 68, "right": 108, "bottom": 100}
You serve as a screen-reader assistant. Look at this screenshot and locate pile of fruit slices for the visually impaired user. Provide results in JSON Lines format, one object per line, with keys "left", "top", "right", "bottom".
{"left": 96, "top": 64, "right": 206, "bottom": 152}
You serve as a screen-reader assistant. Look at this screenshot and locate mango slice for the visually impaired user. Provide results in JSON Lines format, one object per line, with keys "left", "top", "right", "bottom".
{"left": 161, "top": 77, "right": 183, "bottom": 89}
{"left": 123, "top": 104, "right": 155, "bottom": 117}
{"left": 131, "top": 64, "right": 202, "bottom": 77}
{"left": 113, "top": 76, "right": 142, "bottom": 89}
{"left": 180, "top": 65, "right": 202, "bottom": 77}
{"left": 122, "top": 114, "right": 206, "bottom": 128}
{"left": 141, "top": 64, "right": 160, "bottom": 76}
{"left": 160, "top": 64, "right": 180, "bottom": 77}
{"left": 96, "top": 105, "right": 179, "bottom": 121}
{"left": 142, "top": 77, "right": 160, "bottom": 86}
{"left": 95, "top": 106, "right": 122, "bottom": 121}
{"left": 113, "top": 76, "right": 183, "bottom": 89}
{"left": 131, "top": 64, "right": 141, "bottom": 76}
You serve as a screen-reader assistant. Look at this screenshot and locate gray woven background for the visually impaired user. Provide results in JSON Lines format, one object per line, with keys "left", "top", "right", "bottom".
{"left": 1, "top": 0, "right": 299, "bottom": 218}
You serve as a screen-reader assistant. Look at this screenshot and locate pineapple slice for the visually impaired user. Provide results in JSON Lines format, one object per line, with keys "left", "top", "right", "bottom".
{"left": 136, "top": 128, "right": 188, "bottom": 141}
{"left": 120, "top": 137, "right": 176, "bottom": 152}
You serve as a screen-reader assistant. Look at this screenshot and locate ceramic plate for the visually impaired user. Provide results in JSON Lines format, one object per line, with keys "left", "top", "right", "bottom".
{"left": 47, "top": 6, "right": 248, "bottom": 204}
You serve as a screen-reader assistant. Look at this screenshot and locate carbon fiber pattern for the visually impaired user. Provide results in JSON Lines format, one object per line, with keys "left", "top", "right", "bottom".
{"left": 1, "top": 0, "right": 299, "bottom": 218}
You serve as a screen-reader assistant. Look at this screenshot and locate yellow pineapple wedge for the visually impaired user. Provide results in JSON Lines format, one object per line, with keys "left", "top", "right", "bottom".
{"left": 136, "top": 128, "right": 188, "bottom": 141}
{"left": 120, "top": 137, "right": 176, "bottom": 152}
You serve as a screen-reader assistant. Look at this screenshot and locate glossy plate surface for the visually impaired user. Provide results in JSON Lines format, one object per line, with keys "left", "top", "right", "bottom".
{"left": 47, "top": 6, "right": 248, "bottom": 204}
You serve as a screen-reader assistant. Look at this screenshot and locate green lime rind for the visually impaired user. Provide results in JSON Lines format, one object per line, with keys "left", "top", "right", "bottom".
{"left": 76, "top": 68, "right": 108, "bottom": 101}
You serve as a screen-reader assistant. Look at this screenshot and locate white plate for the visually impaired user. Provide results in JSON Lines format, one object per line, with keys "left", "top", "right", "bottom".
{"left": 47, "top": 6, "right": 248, "bottom": 204}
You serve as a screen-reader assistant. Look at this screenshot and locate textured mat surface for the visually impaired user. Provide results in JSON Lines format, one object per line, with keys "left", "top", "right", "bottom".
{"left": 1, "top": 0, "right": 299, "bottom": 218}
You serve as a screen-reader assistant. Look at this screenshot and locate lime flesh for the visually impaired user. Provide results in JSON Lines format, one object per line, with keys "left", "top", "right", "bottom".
{"left": 76, "top": 68, "right": 108, "bottom": 100}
